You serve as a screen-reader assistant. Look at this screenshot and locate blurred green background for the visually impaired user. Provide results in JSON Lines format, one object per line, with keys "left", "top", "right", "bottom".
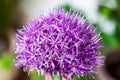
{"left": 0, "top": 0, "right": 120, "bottom": 80}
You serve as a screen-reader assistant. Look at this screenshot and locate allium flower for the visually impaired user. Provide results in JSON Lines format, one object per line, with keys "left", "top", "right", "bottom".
{"left": 15, "top": 8, "right": 105, "bottom": 79}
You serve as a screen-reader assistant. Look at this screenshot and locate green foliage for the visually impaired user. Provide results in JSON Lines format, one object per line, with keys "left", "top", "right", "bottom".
{"left": 73, "top": 75, "right": 96, "bottom": 80}
{"left": 0, "top": 54, "right": 14, "bottom": 71}
{"left": 98, "top": 0, "right": 120, "bottom": 49}
{"left": 30, "top": 71, "right": 45, "bottom": 80}
{"left": 101, "top": 33, "right": 119, "bottom": 49}
{"left": 99, "top": 6, "right": 116, "bottom": 20}
{"left": 61, "top": 4, "right": 87, "bottom": 20}
{"left": 54, "top": 75, "right": 62, "bottom": 80}
{"left": 115, "top": 23, "right": 120, "bottom": 40}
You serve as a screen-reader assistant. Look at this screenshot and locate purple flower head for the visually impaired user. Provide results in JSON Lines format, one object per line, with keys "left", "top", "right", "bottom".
{"left": 15, "top": 8, "right": 105, "bottom": 78}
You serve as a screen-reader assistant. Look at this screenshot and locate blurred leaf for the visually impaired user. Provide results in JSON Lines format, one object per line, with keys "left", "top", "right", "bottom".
{"left": 62, "top": 4, "right": 75, "bottom": 14}
{"left": 73, "top": 75, "right": 79, "bottom": 80}
{"left": 73, "top": 75, "right": 96, "bottom": 80}
{"left": 101, "top": 33, "right": 119, "bottom": 49}
{"left": 54, "top": 75, "right": 62, "bottom": 80}
{"left": 30, "top": 71, "right": 45, "bottom": 80}
{"left": 0, "top": 54, "right": 14, "bottom": 71}
{"left": 61, "top": 4, "right": 87, "bottom": 19}
{"left": 99, "top": 5, "right": 116, "bottom": 20}
{"left": 115, "top": 23, "right": 120, "bottom": 40}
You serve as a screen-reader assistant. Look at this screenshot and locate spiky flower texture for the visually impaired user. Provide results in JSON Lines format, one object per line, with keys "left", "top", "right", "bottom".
{"left": 15, "top": 8, "right": 104, "bottom": 79}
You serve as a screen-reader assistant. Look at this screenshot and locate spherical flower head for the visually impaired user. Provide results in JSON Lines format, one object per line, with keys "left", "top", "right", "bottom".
{"left": 15, "top": 8, "right": 105, "bottom": 79}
